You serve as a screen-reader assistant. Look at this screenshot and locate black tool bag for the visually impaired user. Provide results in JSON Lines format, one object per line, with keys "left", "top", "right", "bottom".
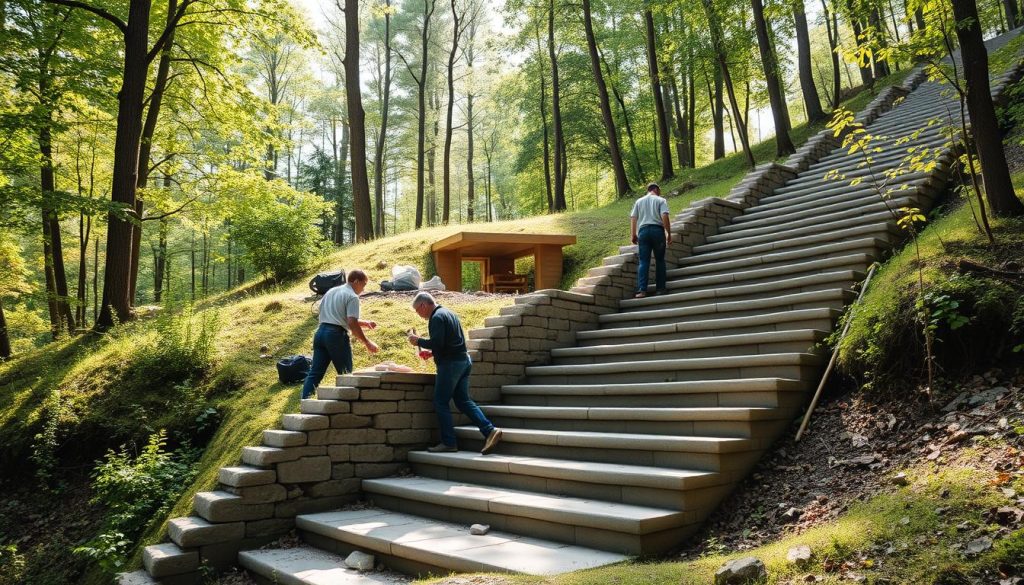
{"left": 276, "top": 355, "right": 311, "bottom": 384}
{"left": 309, "top": 270, "right": 346, "bottom": 296}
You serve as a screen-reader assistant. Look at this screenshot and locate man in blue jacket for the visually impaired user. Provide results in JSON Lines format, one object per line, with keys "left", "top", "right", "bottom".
{"left": 407, "top": 292, "right": 502, "bottom": 455}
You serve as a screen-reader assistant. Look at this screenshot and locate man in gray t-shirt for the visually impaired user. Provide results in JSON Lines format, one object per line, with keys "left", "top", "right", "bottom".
{"left": 301, "top": 269, "right": 379, "bottom": 399}
{"left": 629, "top": 183, "right": 672, "bottom": 298}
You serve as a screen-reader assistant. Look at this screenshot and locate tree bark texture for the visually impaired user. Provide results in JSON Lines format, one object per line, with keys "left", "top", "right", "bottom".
{"left": 951, "top": 0, "right": 1024, "bottom": 215}
{"left": 844, "top": 0, "right": 875, "bottom": 87}
{"left": 536, "top": 19, "right": 553, "bottom": 212}
{"left": 96, "top": 0, "right": 151, "bottom": 329}
{"left": 751, "top": 0, "right": 795, "bottom": 156}
{"left": 823, "top": 0, "right": 842, "bottom": 108}
{"left": 549, "top": 0, "right": 567, "bottom": 210}
{"left": 417, "top": 0, "right": 435, "bottom": 226}
{"left": 0, "top": 300, "right": 10, "bottom": 358}
{"left": 644, "top": 9, "right": 673, "bottom": 181}
{"left": 443, "top": 0, "right": 464, "bottom": 223}
{"left": 701, "top": 0, "right": 754, "bottom": 168}
{"left": 373, "top": 0, "right": 392, "bottom": 237}
{"left": 793, "top": 0, "right": 826, "bottom": 122}
{"left": 344, "top": 0, "right": 373, "bottom": 240}
{"left": 582, "top": 0, "right": 630, "bottom": 197}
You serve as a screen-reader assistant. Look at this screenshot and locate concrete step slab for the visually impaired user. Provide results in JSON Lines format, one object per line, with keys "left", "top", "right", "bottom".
{"left": 576, "top": 308, "right": 839, "bottom": 346}
{"left": 238, "top": 545, "right": 402, "bottom": 584}
{"left": 295, "top": 509, "right": 628, "bottom": 574}
{"left": 552, "top": 329, "right": 825, "bottom": 365}
{"left": 719, "top": 193, "right": 917, "bottom": 235}
{"left": 746, "top": 173, "right": 932, "bottom": 217}
{"left": 713, "top": 198, "right": 911, "bottom": 241}
{"left": 598, "top": 289, "right": 854, "bottom": 329}
{"left": 524, "top": 351, "right": 822, "bottom": 385}
{"left": 657, "top": 254, "right": 872, "bottom": 292}
{"left": 363, "top": 477, "right": 690, "bottom": 535}
{"left": 681, "top": 224, "right": 900, "bottom": 265}
{"left": 621, "top": 271, "right": 862, "bottom": 312}
{"left": 668, "top": 238, "right": 885, "bottom": 279}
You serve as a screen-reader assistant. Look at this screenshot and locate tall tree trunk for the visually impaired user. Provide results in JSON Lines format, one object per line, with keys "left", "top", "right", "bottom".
{"left": 129, "top": 0, "right": 175, "bottom": 306}
{"left": 1003, "top": 0, "right": 1020, "bottom": 27}
{"left": 845, "top": 0, "right": 875, "bottom": 88}
{"left": 154, "top": 216, "right": 167, "bottom": 302}
{"left": 97, "top": 0, "right": 152, "bottom": 329}
{"left": 466, "top": 15, "right": 478, "bottom": 222}
{"left": 335, "top": 116, "right": 350, "bottom": 243}
{"left": 751, "top": 0, "right": 795, "bottom": 155}
{"left": 951, "top": 0, "right": 1024, "bottom": 216}
{"left": 40, "top": 120, "right": 76, "bottom": 336}
{"left": 708, "top": 67, "right": 726, "bottom": 160}
{"left": 416, "top": 0, "right": 436, "bottom": 227}
{"left": 444, "top": 0, "right": 463, "bottom": 223}
{"left": 427, "top": 88, "right": 439, "bottom": 225}
{"left": 687, "top": 61, "right": 696, "bottom": 167}
{"left": 0, "top": 300, "right": 10, "bottom": 358}
{"left": 868, "top": 7, "right": 891, "bottom": 78}
{"left": 600, "top": 49, "right": 644, "bottom": 181}
{"left": 670, "top": 74, "right": 688, "bottom": 169}
{"left": 644, "top": 9, "right": 673, "bottom": 181}
{"left": 535, "top": 19, "right": 553, "bottom": 211}
{"left": 915, "top": 6, "right": 925, "bottom": 29}
{"left": 76, "top": 212, "right": 90, "bottom": 328}
{"left": 582, "top": 0, "right": 630, "bottom": 197}
{"left": 793, "top": 0, "right": 826, "bottom": 122}
{"left": 549, "top": 0, "right": 567, "bottom": 210}
{"left": 823, "top": 0, "right": 842, "bottom": 108}
{"left": 373, "top": 0, "right": 392, "bottom": 237}
{"left": 702, "top": 0, "right": 755, "bottom": 168}
{"left": 344, "top": 0, "right": 373, "bottom": 241}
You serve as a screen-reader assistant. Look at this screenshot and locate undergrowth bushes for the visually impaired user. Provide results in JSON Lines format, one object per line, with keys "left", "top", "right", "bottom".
{"left": 74, "top": 430, "right": 199, "bottom": 574}
{"left": 29, "top": 308, "right": 220, "bottom": 487}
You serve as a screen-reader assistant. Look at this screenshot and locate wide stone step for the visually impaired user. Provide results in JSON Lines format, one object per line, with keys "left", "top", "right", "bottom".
{"left": 452, "top": 427, "right": 763, "bottom": 472}
{"left": 294, "top": 509, "right": 628, "bottom": 574}
{"left": 732, "top": 184, "right": 932, "bottom": 229}
{"left": 598, "top": 289, "right": 855, "bottom": 330}
{"left": 576, "top": 308, "right": 839, "bottom": 347}
{"left": 718, "top": 192, "right": 917, "bottom": 235}
{"left": 361, "top": 477, "right": 694, "bottom": 555}
{"left": 813, "top": 124, "right": 951, "bottom": 166}
{"left": 697, "top": 210, "right": 894, "bottom": 252}
{"left": 805, "top": 132, "right": 951, "bottom": 173}
{"left": 524, "top": 352, "right": 823, "bottom": 385}
{"left": 622, "top": 271, "right": 862, "bottom": 313}
{"left": 791, "top": 138, "right": 951, "bottom": 184}
{"left": 655, "top": 254, "right": 872, "bottom": 293}
{"left": 680, "top": 223, "right": 900, "bottom": 265}
{"left": 408, "top": 450, "right": 724, "bottom": 493}
{"left": 551, "top": 329, "right": 826, "bottom": 365}
{"left": 238, "top": 546, "right": 398, "bottom": 584}
{"left": 667, "top": 238, "right": 886, "bottom": 279}
{"left": 755, "top": 168, "right": 937, "bottom": 209}
{"left": 501, "top": 377, "right": 809, "bottom": 408}
{"left": 479, "top": 404, "right": 791, "bottom": 439}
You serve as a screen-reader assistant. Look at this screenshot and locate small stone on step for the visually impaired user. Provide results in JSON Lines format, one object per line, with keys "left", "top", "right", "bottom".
{"left": 470, "top": 523, "right": 490, "bottom": 535}
{"left": 344, "top": 550, "right": 375, "bottom": 571}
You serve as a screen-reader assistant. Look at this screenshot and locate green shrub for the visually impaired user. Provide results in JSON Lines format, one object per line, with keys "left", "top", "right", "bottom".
{"left": 0, "top": 544, "right": 26, "bottom": 585}
{"left": 231, "top": 186, "right": 329, "bottom": 281}
{"left": 28, "top": 308, "right": 220, "bottom": 481}
{"left": 74, "top": 430, "right": 198, "bottom": 574}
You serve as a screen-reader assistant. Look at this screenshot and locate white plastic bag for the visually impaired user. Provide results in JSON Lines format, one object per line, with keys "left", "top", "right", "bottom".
{"left": 391, "top": 265, "right": 421, "bottom": 290}
{"left": 419, "top": 275, "right": 446, "bottom": 291}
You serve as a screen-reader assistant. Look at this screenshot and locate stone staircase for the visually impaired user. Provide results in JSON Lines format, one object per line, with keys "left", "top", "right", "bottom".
{"left": 123, "top": 30, "right": 1024, "bottom": 585}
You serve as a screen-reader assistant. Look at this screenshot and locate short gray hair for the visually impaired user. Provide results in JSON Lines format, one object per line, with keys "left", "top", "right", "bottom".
{"left": 412, "top": 292, "right": 436, "bottom": 309}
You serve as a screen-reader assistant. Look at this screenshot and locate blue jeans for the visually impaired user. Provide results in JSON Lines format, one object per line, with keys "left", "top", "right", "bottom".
{"left": 637, "top": 224, "right": 667, "bottom": 293}
{"left": 301, "top": 323, "right": 353, "bottom": 399}
{"left": 433, "top": 357, "right": 495, "bottom": 447}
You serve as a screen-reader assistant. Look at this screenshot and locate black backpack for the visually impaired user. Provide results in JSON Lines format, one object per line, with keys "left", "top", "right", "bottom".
{"left": 276, "top": 355, "right": 311, "bottom": 384}
{"left": 309, "top": 270, "right": 346, "bottom": 296}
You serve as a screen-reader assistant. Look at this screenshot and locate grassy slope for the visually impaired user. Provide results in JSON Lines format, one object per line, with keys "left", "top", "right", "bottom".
{"left": 0, "top": 76, "right": 905, "bottom": 583}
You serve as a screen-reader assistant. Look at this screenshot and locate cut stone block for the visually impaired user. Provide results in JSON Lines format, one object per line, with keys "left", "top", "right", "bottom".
{"left": 277, "top": 456, "right": 332, "bottom": 483}
{"left": 241, "top": 445, "right": 325, "bottom": 467}
{"left": 143, "top": 543, "right": 199, "bottom": 578}
{"left": 301, "top": 399, "right": 351, "bottom": 415}
{"left": 168, "top": 516, "right": 245, "bottom": 548}
{"left": 318, "top": 386, "right": 360, "bottom": 400}
{"left": 218, "top": 466, "right": 276, "bottom": 487}
{"left": 193, "top": 491, "right": 274, "bottom": 523}
{"left": 263, "top": 430, "right": 307, "bottom": 448}
{"left": 282, "top": 414, "right": 329, "bottom": 431}
{"left": 226, "top": 482, "right": 288, "bottom": 504}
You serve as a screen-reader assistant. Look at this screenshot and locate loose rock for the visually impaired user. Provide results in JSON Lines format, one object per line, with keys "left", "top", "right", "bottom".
{"left": 714, "top": 557, "right": 767, "bottom": 584}
{"left": 786, "top": 545, "right": 812, "bottom": 566}
{"left": 965, "top": 536, "right": 993, "bottom": 555}
{"left": 470, "top": 523, "right": 490, "bottom": 535}
{"left": 345, "top": 550, "right": 375, "bottom": 571}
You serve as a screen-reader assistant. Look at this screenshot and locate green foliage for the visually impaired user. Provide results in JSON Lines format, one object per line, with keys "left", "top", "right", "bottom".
{"left": 74, "top": 431, "right": 198, "bottom": 574}
{"left": 226, "top": 173, "right": 330, "bottom": 281}
{"left": 0, "top": 544, "right": 26, "bottom": 585}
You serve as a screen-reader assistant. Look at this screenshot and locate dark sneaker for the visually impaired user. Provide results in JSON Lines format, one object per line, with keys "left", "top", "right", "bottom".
{"left": 481, "top": 428, "right": 503, "bottom": 455}
{"left": 427, "top": 443, "right": 458, "bottom": 453}
{"left": 655, "top": 289, "right": 668, "bottom": 296}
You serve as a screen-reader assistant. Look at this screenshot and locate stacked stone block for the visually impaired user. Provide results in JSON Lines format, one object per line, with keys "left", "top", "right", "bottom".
{"left": 132, "top": 372, "right": 440, "bottom": 584}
